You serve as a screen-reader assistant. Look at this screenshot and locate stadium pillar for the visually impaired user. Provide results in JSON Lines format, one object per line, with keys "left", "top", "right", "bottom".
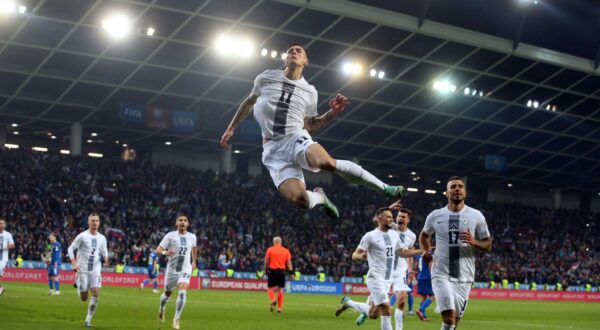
{"left": 552, "top": 188, "right": 561, "bottom": 210}
{"left": 0, "top": 126, "right": 6, "bottom": 148}
{"left": 70, "top": 122, "right": 82, "bottom": 156}
{"left": 221, "top": 148, "right": 232, "bottom": 173}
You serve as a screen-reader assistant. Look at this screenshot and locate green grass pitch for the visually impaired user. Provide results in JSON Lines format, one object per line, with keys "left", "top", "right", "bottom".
{"left": 0, "top": 283, "right": 598, "bottom": 329}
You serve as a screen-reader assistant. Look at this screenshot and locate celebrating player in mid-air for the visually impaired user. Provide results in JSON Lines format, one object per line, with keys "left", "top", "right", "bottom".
{"left": 220, "top": 43, "right": 406, "bottom": 219}
{"left": 419, "top": 176, "right": 492, "bottom": 330}
{"left": 68, "top": 213, "right": 109, "bottom": 328}
{"left": 0, "top": 217, "right": 15, "bottom": 296}
{"left": 157, "top": 215, "right": 197, "bottom": 330}
{"left": 336, "top": 208, "right": 423, "bottom": 330}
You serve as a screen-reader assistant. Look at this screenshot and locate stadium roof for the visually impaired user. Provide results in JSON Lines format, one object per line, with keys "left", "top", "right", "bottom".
{"left": 0, "top": 0, "right": 599, "bottom": 192}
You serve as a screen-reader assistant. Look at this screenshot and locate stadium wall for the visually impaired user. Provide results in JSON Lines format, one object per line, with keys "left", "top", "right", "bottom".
{"left": 5, "top": 269, "right": 600, "bottom": 302}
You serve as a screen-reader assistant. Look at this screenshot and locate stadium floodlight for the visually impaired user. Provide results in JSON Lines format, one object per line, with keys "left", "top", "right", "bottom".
{"left": 60, "top": 149, "right": 70, "bottom": 155}
{"left": 432, "top": 80, "right": 453, "bottom": 93}
{"left": 507, "top": 183, "right": 513, "bottom": 187}
{"left": 51, "top": 135, "right": 57, "bottom": 139}
{"left": 32, "top": 146, "right": 48, "bottom": 152}
{"left": 88, "top": 152, "right": 104, "bottom": 158}
{"left": 239, "top": 39, "right": 254, "bottom": 58}
{"left": 165, "top": 141, "right": 172, "bottom": 145}
{"left": 122, "top": 143, "right": 128, "bottom": 147}
{"left": 471, "top": 89, "right": 477, "bottom": 96}
{"left": 407, "top": 187, "right": 419, "bottom": 192}
{"left": 86, "top": 139, "right": 92, "bottom": 143}
{"left": 13, "top": 131, "right": 18, "bottom": 135}
{"left": 102, "top": 13, "right": 132, "bottom": 40}
{"left": 449, "top": 84, "right": 457, "bottom": 92}
{"left": 342, "top": 62, "right": 362, "bottom": 75}
{"left": 0, "top": 0, "right": 16, "bottom": 14}
{"left": 260, "top": 48, "right": 268, "bottom": 56}
{"left": 411, "top": 171, "right": 416, "bottom": 175}
{"left": 464, "top": 87, "right": 470, "bottom": 95}
{"left": 4, "top": 143, "right": 19, "bottom": 149}
{"left": 479, "top": 91, "right": 484, "bottom": 97}
{"left": 552, "top": 105, "right": 557, "bottom": 112}
{"left": 526, "top": 100, "right": 532, "bottom": 107}
{"left": 436, "top": 180, "right": 441, "bottom": 184}
{"left": 146, "top": 27, "right": 155, "bottom": 36}
{"left": 11, "top": 123, "right": 18, "bottom": 127}
{"left": 388, "top": 174, "right": 393, "bottom": 178}
{"left": 546, "top": 104, "right": 551, "bottom": 111}
{"left": 91, "top": 132, "right": 98, "bottom": 137}
{"left": 533, "top": 101, "right": 539, "bottom": 108}
{"left": 215, "top": 35, "right": 235, "bottom": 55}
{"left": 270, "top": 50, "right": 278, "bottom": 58}
{"left": 369, "top": 69, "right": 377, "bottom": 77}
{"left": 18, "top": 4, "right": 25, "bottom": 14}
{"left": 425, "top": 189, "right": 436, "bottom": 194}
{"left": 378, "top": 71, "right": 385, "bottom": 79}
{"left": 234, "top": 150, "right": 241, "bottom": 154}
{"left": 281, "top": 53, "right": 287, "bottom": 60}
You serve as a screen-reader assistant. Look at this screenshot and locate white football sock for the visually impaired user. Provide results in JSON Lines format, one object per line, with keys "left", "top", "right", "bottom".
{"left": 441, "top": 324, "right": 456, "bottom": 330}
{"left": 86, "top": 296, "right": 98, "bottom": 322}
{"left": 306, "top": 190, "right": 325, "bottom": 209}
{"left": 347, "top": 299, "right": 370, "bottom": 315}
{"left": 381, "top": 315, "right": 393, "bottom": 330}
{"left": 394, "top": 309, "right": 404, "bottom": 330}
{"left": 335, "top": 160, "right": 386, "bottom": 193}
{"left": 160, "top": 293, "right": 170, "bottom": 312}
{"left": 175, "top": 290, "right": 187, "bottom": 320}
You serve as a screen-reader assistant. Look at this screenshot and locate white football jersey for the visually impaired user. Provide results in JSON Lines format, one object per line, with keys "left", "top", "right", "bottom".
{"left": 422, "top": 205, "right": 490, "bottom": 282}
{"left": 393, "top": 228, "right": 416, "bottom": 274}
{"left": 67, "top": 230, "right": 108, "bottom": 274}
{"left": 252, "top": 69, "right": 318, "bottom": 139}
{"left": 0, "top": 230, "right": 14, "bottom": 262}
{"left": 159, "top": 231, "right": 197, "bottom": 275}
{"left": 358, "top": 228, "right": 403, "bottom": 282}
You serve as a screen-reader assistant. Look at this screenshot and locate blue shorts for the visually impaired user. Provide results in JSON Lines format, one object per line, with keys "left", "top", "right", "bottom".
{"left": 147, "top": 268, "right": 158, "bottom": 279}
{"left": 48, "top": 266, "right": 59, "bottom": 277}
{"left": 417, "top": 279, "right": 434, "bottom": 295}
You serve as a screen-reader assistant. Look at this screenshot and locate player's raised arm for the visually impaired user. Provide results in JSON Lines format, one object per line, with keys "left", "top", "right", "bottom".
{"left": 304, "top": 93, "right": 349, "bottom": 134}
{"left": 220, "top": 93, "right": 259, "bottom": 150}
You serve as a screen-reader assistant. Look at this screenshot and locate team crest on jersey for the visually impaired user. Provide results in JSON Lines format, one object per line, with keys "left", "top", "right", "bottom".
{"left": 463, "top": 218, "right": 468, "bottom": 224}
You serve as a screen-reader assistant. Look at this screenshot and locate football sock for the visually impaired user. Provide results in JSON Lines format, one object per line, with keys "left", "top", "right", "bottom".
{"left": 421, "top": 298, "right": 432, "bottom": 314}
{"left": 381, "top": 315, "right": 393, "bottom": 330}
{"left": 334, "top": 160, "right": 386, "bottom": 193}
{"left": 48, "top": 279, "right": 54, "bottom": 290}
{"left": 143, "top": 279, "right": 150, "bottom": 285}
{"left": 160, "top": 293, "right": 170, "bottom": 312}
{"left": 54, "top": 281, "right": 60, "bottom": 291}
{"left": 408, "top": 294, "right": 414, "bottom": 312}
{"left": 306, "top": 190, "right": 325, "bottom": 209}
{"left": 86, "top": 296, "right": 98, "bottom": 321}
{"left": 441, "top": 324, "right": 455, "bottom": 330}
{"left": 277, "top": 290, "right": 284, "bottom": 310}
{"left": 395, "top": 309, "right": 404, "bottom": 330}
{"left": 347, "top": 299, "right": 370, "bottom": 315}
{"left": 152, "top": 280, "right": 158, "bottom": 290}
{"left": 268, "top": 288, "right": 275, "bottom": 303}
{"left": 175, "top": 290, "right": 186, "bottom": 320}
{"left": 390, "top": 294, "right": 397, "bottom": 306}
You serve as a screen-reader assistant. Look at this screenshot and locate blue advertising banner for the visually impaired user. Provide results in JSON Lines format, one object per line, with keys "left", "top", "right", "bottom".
{"left": 119, "top": 103, "right": 144, "bottom": 124}
{"left": 172, "top": 111, "right": 198, "bottom": 133}
{"left": 286, "top": 281, "right": 342, "bottom": 295}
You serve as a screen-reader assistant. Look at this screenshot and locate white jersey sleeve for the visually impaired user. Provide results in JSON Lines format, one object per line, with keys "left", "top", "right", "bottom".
{"left": 423, "top": 211, "right": 437, "bottom": 235}
{"left": 251, "top": 70, "right": 266, "bottom": 97}
{"left": 67, "top": 233, "right": 82, "bottom": 260}
{"left": 475, "top": 211, "right": 491, "bottom": 240}
{"left": 357, "top": 232, "right": 372, "bottom": 251}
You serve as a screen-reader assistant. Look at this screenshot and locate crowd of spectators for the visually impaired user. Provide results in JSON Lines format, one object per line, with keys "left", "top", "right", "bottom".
{"left": 1, "top": 149, "right": 598, "bottom": 286}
